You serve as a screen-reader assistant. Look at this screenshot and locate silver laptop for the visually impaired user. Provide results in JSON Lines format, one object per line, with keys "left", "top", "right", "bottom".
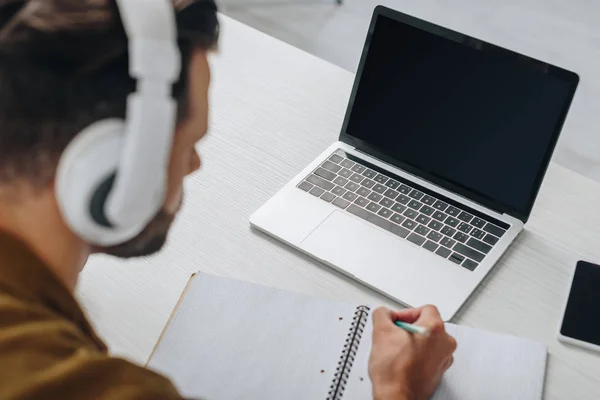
{"left": 250, "top": 6, "right": 579, "bottom": 320}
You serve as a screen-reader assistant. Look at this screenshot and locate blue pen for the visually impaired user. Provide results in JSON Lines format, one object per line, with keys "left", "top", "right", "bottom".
{"left": 395, "top": 321, "right": 430, "bottom": 336}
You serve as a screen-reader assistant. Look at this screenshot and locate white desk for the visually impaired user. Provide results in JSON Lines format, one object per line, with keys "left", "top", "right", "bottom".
{"left": 77, "top": 16, "right": 600, "bottom": 400}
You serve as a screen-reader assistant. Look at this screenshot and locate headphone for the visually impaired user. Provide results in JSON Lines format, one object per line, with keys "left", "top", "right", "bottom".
{"left": 55, "top": 0, "right": 181, "bottom": 246}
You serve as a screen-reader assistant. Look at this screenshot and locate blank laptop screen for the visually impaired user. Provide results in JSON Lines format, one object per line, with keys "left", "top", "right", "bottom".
{"left": 343, "top": 13, "right": 577, "bottom": 219}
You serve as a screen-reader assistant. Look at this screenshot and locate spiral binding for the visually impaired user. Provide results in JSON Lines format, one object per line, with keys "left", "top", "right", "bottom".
{"left": 326, "top": 305, "right": 371, "bottom": 400}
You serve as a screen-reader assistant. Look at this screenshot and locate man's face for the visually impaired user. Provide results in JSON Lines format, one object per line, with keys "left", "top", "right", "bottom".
{"left": 98, "top": 49, "right": 210, "bottom": 258}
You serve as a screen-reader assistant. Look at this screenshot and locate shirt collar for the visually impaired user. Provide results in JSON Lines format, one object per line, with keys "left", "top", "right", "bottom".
{"left": 0, "top": 230, "right": 107, "bottom": 351}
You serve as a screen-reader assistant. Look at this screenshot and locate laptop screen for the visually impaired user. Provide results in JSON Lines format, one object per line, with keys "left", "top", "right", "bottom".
{"left": 341, "top": 9, "right": 578, "bottom": 221}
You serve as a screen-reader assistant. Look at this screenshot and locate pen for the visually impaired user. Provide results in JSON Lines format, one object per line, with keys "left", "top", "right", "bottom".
{"left": 395, "top": 321, "right": 430, "bottom": 336}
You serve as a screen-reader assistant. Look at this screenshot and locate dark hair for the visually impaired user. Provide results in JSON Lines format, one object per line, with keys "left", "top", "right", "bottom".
{"left": 0, "top": 0, "right": 219, "bottom": 188}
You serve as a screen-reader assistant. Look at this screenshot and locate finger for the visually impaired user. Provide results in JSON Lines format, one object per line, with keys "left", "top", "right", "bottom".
{"left": 414, "top": 305, "right": 445, "bottom": 332}
{"left": 372, "top": 307, "right": 395, "bottom": 328}
{"left": 442, "top": 356, "right": 454, "bottom": 372}
{"left": 392, "top": 307, "right": 423, "bottom": 324}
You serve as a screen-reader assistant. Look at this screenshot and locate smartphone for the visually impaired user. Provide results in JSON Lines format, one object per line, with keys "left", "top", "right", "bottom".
{"left": 558, "top": 261, "right": 600, "bottom": 352}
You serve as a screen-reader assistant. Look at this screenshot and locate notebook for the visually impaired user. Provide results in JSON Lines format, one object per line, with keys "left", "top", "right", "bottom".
{"left": 147, "top": 273, "right": 547, "bottom": 400}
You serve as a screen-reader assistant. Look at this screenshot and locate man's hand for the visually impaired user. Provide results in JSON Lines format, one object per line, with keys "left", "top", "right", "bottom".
{"left": 368, "top": 305, "right": 457, "bottom": 400}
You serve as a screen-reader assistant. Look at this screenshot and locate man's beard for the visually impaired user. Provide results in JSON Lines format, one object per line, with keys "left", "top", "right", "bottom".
{"left": 96, "top": 198, "right": 182, "bottom": 258}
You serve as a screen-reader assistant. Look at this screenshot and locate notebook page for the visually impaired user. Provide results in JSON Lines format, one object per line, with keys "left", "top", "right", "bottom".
{"left": 148, "top": 273, "right": 361, "bottom": 400}
{"left": 432, "top": 324, "right": 547, "bottom": 400}
{"left": 344, "top": 322, "right": 546, "bottom": 400}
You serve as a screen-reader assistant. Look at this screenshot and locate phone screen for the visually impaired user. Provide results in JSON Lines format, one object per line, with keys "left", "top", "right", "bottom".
{"left": 560, "top": 261, "right": 600, "bottom": 345}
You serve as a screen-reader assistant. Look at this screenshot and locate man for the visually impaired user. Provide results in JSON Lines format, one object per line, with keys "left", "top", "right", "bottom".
{"left": 0, "top": 1, "right": 456, "bottom": 399}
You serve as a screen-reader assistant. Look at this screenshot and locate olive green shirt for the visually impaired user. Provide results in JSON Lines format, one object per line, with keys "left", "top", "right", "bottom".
{"left": 0, "top": 231, "right": 184, "bottom": 399}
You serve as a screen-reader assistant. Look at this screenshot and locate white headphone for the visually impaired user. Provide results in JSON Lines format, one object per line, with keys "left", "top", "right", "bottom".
{"left": 55, "top": 0, "right": 181, "bottom": 246}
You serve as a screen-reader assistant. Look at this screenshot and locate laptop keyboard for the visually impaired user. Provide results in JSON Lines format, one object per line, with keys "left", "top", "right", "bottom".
{"left": 297, "top": 151, "right": 508, "bottom": 271}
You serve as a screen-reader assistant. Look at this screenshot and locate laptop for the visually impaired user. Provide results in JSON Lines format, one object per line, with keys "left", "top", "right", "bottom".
{"left": 250, "top": 6, "right": 579, "bottom": 320}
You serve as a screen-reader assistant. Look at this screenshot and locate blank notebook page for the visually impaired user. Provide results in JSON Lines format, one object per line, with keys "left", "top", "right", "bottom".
{"left": 147, "top": 273, "right": 370, "bottom": 400}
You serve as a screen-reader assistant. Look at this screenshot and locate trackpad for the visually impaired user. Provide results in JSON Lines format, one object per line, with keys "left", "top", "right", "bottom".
{"left": 302, "top": 210, "right": 466, "bottom": 318}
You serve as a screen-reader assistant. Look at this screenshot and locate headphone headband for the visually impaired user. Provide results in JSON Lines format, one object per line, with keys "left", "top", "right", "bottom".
{"left": 106, "top": 0, "right": 181, "bottom": 228}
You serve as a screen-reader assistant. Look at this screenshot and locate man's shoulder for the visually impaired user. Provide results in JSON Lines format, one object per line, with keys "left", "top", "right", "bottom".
{"left": 0, "top": 292, "right": 183, "bottom": 399}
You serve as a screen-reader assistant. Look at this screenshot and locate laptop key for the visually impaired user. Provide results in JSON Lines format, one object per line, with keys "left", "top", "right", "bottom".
{"left": 423, "top": 240, "right": 439, "bottom": 252}
{"left": 378, "top": 208, "right": 393, "bottom": 218}
{"left": 446, "top": 206, "right": 460, "bottom": 217}
{"left": 372, "top": 184, "right": 386, "bottom": 194}
{"left": 433, "top": 200, "right": 448, "bottom": 211}
{"left": 449, "top": 253, "right": 465, "bottom": 264}
{"left": 384, "top": 189, "right": 399, "bottom": 200}
{"left": 309, "top": 187, "right": 325, "bottom": 197}
{"left": 362, "top": 169, "right": 377, "bottom": 178}
{"left": 340, "top": 159, "right": 354, "bottom": 168}
{"left": 329, "top": 154, "right": 344, "bottom": 164}
{"left": 483, "top": 223, "right": 506, "bottom": 237}
{"left": 306, "top": 174, "right": 335, "bottom": 191}
{"left": 380, "top": 198, "right": 394, "bottom": 208}
{"left": 453, "top": 232, "right": 468, "bottom": 243}
{"left": 345, "top": 182, "right": 360, "bottom": 192}
{"left": 457, "top": 211, "right": 473, "bottom": 223}
{"left": 467, "top": 238, "right": 492, "bottom": 254}
{"left": 415, "top": 225, "right": 430, "bottom": 236}
{"left": 398, "top": 184, "right": 412, "bottom": 194}
{"left": 342, "top": 192, "right": 358, "bottom": 202}
{"left": 339, "top": 168, "right": 353, "bottom": 178}
{"left": 409, "top": 190, "right": 424, "bottom": 200}
{"left": 298, "top": 181, "right": 313, "bottom": 192}
{"left": 427, "top": 231, "right": 443, "bottom": 242}
{"left": 402, "top": 219, "right": 417, "bottom": 230}
{"left": 420, "top": 205, "right": 435, "bottom": 216}
{"left": 351, "top": 164, "right": 366, "bottom": 173}
{"left": 314, "top": 168, "right": 337, "bottom": 181}
{"left": 322, "top": 161, "right": 342, "bottom": 173}
{"left": 428, "top": 220, "right": 443, "bottom": 231}
{"left": 408, "top": 200, "right": 422, "bottom": 210}
{"left": 385, "top": 179, "right": 400, "bottom": 189}
{"left": 403, "top": 209, "right": 418, "bottom": 219}
{"left": 397, "top": 194, "right": 411, "bottom": 205}
{"left": 366, "top": 202, "right": 381, "bottom": 213}
{"left": 367, "top": 192, "right": 383, "bottom": 202}
{"left": 416, "top": 214, "right": 431, "bottom": 225}
{"left": 331, "top": 186, "right": 346, "bottom": 196}
{"left": 350, "top": 173, "right": 364, "bottom": 184}
{"left": 483, "top": 233, "right": 499, "bottom": 245}
{"left": 321, "top": 192, "right": 336, "bottom": 202}
{"left": 356, "top": 187, "right": 371, "bottom": 197}
{"left": 453, "top": 243, "right": 485, "bottom": 262}
{"left": 432, "top": 211, "right": 445, "bottom": 221}
{"left": 374, "top": 174, "right": 388, "bottom": 184}
{"left": 332, "top": 197, "right": 351, "bottom": 209}
{"left": 391, "top": 213, "right": 405, "bottom": 225}
{"left": 346, "top": 205, "right": 410, "bottom": 238}
{"left": 354, "top": 196, "right": 369, "bottom": 207}
{"left": 470, "top": 228, "right": 486, "bottom": 239}
{"left": 391, "top": 203, "right": 407, "bottom": 213}
{"left": 407, "top": 233, "right": 426, "bottom": 246}
{"left": 457, "top": 222, "right": 472, "bottom": 234}
{"left": 441, "top": 226, "right": 456, "bottom": 237}
{"left": 436, "top": 246, "right": 451, "bottom": 258}
{"left": 360, "top": 178, "right": 375, "bottom": 189}
{"left": 333, "top": 176, "right": 349, "bottom": 186}
{"left": 471, "top": 217, "right": 486, "bottom": 228}
{"left": 462, "top": 259, "right": 478, "bottom": 271}
{"left": 440, "top": 237, "right": 456, "bottom": 248}
{"left": 445, "top": 217, "right": 460, "bottom": 227}
{"left": 421, "top": 195, "right": 436, "bottom": 205}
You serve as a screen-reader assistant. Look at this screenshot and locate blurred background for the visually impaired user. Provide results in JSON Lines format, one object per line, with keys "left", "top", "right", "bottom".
{"left": 221, "top": 0, "right": 600, "bottom": 183}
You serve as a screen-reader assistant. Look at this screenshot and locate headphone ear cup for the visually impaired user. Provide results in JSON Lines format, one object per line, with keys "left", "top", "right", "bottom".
{"left": 56, "top": 119, "right": 146, "bottom": 246}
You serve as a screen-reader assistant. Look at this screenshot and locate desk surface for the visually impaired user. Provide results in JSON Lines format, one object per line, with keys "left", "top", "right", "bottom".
{"left": 78, "top": 15, "right": 600, "bottom": 400}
